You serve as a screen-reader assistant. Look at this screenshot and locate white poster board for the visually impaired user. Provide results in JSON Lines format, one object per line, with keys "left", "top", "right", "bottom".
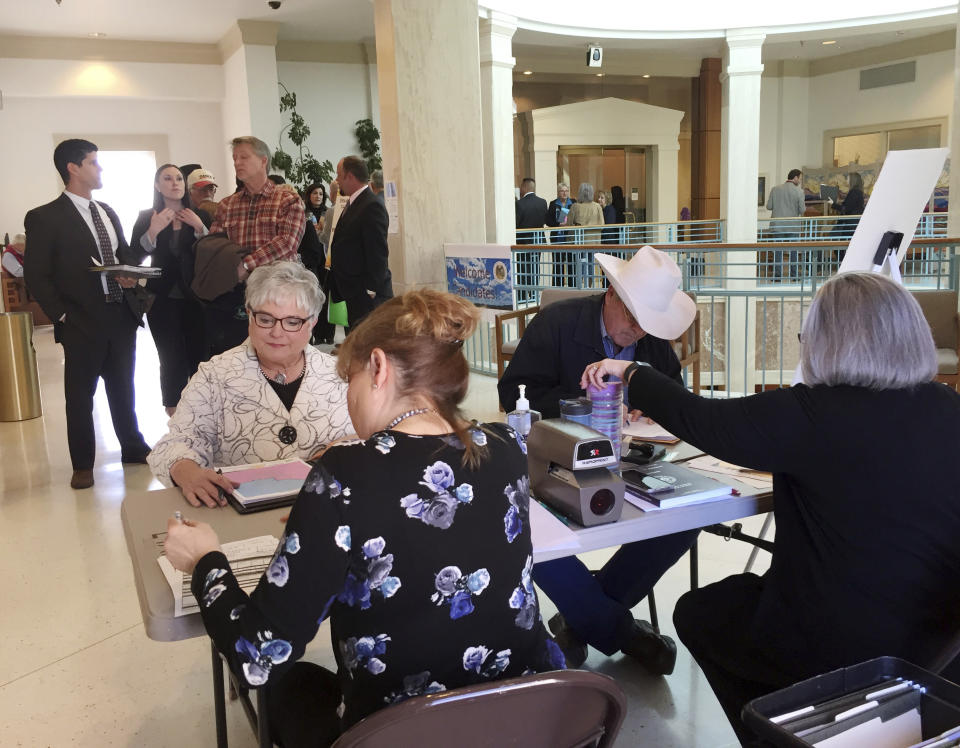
{"left": 839, "top": 148, "right": 948, "bottom": 275}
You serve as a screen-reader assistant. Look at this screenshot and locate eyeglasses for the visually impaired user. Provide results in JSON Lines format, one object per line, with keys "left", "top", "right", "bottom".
{"left": 249, "top": 309, "right": 314, "bottom": 332}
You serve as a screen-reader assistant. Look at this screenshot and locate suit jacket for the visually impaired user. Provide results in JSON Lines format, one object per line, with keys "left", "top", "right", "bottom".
{"left": 497, "top": 293, "right": 682, "bottom": 417}
{"left": 516, "top": 193, "right": 548, "bottom": 230}
{"left": 329, "top": 187, "right": 393, "bottom": 304}
{"left": 24, "top": 193, "right": 146, "bottom": 339}
{"left": 129, "top": 207, "right": 212, "bottom": 297}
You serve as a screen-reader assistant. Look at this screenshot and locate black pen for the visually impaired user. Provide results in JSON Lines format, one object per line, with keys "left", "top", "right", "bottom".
{"left": 216, "top": 468, "right": 227, "bottom": 504}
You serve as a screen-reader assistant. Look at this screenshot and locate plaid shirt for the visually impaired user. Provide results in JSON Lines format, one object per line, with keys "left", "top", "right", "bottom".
{"left": 210, "top": 179, "right": 305, "bottom": 268}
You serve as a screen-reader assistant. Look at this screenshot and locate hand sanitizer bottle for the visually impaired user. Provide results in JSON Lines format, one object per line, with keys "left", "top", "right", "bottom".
{"left": 507, "top": 384, "right": 541, "bottom": 439}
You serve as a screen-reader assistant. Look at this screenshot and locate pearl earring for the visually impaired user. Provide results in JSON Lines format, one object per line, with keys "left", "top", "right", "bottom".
{"left": 372, "top": 383, "right": 379, "bottom": 390}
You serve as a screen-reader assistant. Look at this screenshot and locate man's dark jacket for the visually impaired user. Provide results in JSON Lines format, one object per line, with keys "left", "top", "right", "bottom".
{"left": 497, "top": 293, "right": 682, "bottom": 418}
{"left": 516, "top": 192, "right": 548, "bottom": 244}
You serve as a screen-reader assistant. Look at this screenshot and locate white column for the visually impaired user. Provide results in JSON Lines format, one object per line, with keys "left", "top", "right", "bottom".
{"left": 479, "top": 11, "right": 518, "bottom": 245}
{"left": 219, "top": 21, "right": 282, "bottom": 181}
{"left": 374, "top": 0, "right": 486, "bottom": 292}
{"left": 721, "top": 30, "right": 764, "bottom": 396}
{"left": 650, "top": 143, "right": 680, "bottom": 242}
{"left": 949, "top": 22, "right": 960, "bottom": 237}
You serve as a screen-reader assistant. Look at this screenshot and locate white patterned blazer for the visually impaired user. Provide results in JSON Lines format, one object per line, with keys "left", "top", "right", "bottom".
{"left": 148, "top": 340, "right": 352, "bottom": 486}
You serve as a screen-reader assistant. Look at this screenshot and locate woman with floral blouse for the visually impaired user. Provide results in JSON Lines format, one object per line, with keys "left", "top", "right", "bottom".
{"left": 165, "top": 289, "right": 564, "bottom": 747}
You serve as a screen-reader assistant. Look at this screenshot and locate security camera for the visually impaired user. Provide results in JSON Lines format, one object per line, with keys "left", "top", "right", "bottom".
{"left": 587, "top": 46, "right": 603, "bottom": 68}
{"left": 267, "top": 0, "right": 281, "bottom": 8}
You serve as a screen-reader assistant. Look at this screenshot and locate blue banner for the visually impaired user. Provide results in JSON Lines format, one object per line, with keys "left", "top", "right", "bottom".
{"left": 445, "top": 256, "right": 513, "bottom": 310}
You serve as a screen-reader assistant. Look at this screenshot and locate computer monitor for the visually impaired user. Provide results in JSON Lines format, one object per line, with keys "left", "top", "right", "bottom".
{"left": 819, "top": 184, "right": 840, "bottom": 203}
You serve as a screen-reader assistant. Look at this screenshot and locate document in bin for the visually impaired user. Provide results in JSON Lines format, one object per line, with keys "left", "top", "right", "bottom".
{"left": 529, "top": 500, "right": 580, "bottom": 555}
{"left": 157, "top": 534, "right": 279, "bottom": 617}
{"left": 685, "top": 456, "right": 773, "bottom": 490}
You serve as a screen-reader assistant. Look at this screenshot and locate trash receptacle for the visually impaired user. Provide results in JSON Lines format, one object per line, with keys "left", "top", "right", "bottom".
{"left": 0, "top": 311, "right": 42, "bottom": 421}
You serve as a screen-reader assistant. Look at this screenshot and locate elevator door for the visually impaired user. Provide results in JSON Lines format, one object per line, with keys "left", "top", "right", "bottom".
{"left": 557, "top": 146, "right": 646, "bottom": 222}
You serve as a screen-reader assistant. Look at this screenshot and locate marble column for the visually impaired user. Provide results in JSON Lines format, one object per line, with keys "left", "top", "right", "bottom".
{"left": 374, "top": 0, "right": 487, "bottom": 292}
{"left": 721, "top": 30, "right": 764, "bottom": 396}
{"left": 218, "top": 20, "right": 282, "bottom": 172}
{"left": 479, "top": 11, "right": 518, "bottom": 245}
{"left": 949, "top": 21, "right": 960, "bottom": 238}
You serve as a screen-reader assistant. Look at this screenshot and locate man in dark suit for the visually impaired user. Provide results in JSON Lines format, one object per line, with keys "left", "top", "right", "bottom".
{"left": 24, "top": 139, "right": 151, "bottom": 489}
{"left": 515, "top": 177, "right": 547, "bottom": 301}
{"left": 329, "top": 155, "right": 392, "bottom": 332}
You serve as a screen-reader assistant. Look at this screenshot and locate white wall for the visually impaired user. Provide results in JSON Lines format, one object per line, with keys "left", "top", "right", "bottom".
{"left": 0, "top": 57, "right": 226, "bottom": 237}
{"left": 805, "top": 49, "right": 954, "bottom": 166}
{"left": 757, "top": 47, "right": 953, "bottom": 216}
{"left": 276, "top": 60, "right": 377, "bottom": 177}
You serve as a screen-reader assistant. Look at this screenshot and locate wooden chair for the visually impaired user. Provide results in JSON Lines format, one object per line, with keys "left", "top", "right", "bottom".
{"left": 912, "top": 289, "right": 960, "bottom": 389}
{"left": 332, "top": 669, "right": 626, "bottom": 748}
{"left": 495, "top": 289, "right": 701, "bottom": 395}
{"left": 494, "top": 288, "right": 595, "bottom": 379}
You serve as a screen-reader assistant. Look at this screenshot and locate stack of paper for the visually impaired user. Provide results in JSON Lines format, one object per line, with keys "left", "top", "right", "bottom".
{"left": 157, "top": 535, "right": 279, "bottom": 617}
{"left": 685, "top": 456, "right": 773, "bottom": 490}
{"left": 622, "top": 420, "right": 679, "bottom": 444}
{"left": 221, "top": 458, "right": 313, "bottom": 512}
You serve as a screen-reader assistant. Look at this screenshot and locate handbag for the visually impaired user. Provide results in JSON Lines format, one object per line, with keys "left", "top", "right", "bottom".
{"left": 327, "top": 299, "right": 348, "bottom": 327}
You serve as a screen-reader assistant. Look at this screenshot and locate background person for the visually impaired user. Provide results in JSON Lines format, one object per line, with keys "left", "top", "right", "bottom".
{"left": 766, "top": 168, "right": 806, "bottom": 280}
{"left": 545, "top": 183, "right": 576, "bottom": 286}
{"left": 304, "top": 182, "right": 328, "bottom": 231}
{"left": 186, "top": 168, "right": 219, "bottom": 216}
{"left": 164, "top": 289, "right": 565, "bottom": 746}
{"left": 1, "top": 232, "right": 26, "bottom": 277}
{"left": 148, "top": 261, "right": 351, "bottom": 507}
{"left": 130, "top": 164, "right": 211, "bottom": 416}
{"left": 598, "top": 189, "right": 618, "bottom": 245}
{"left": 583, "top": 271, "right": 960, "bottom": 744}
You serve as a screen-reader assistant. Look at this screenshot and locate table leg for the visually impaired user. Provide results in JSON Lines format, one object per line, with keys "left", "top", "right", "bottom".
{"left": 689, "top": 539, "right": 699, "bottom": 590}
{"left": 257, "top": 687, "right": 271, "bottom": 748}
{"left": 211, "top": 641, "right": 228, "bottom": 748}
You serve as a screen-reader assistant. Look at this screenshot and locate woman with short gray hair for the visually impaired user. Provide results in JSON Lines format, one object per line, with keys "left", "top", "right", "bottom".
{"left": 567, "top": 182, "right": 604, "bottom": 244}
{"left": 149, "top": 261, "right": 351, "bottom": 507}
{"left": 584, "top": 271, "right": 960, "bottom": 743}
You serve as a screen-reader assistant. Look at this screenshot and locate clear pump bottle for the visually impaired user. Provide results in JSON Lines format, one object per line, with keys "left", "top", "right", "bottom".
{"left": 507, "top": 384, "right": 541, "bottom": 438}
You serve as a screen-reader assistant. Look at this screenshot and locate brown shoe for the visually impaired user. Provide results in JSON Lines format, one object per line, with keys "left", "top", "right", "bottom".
{"left": 70, "top": 469, "right": 94, "bottom": 489}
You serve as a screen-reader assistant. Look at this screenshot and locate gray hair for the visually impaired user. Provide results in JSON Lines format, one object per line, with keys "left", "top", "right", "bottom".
{"left": 801, "top": 272, "right": 936, "bottom": 389}
{"left": 370, "top": 169, "right": 383, "bottom": 190}
{"left": 577, "top": 182, "right": 595, "bottom": 203}
{"left": 245, "top": 261, "right": 325, "bottom": 318}
{"left": 557, "top": 183, "right": 569, "bottom": 192}
{"left": 231, "top": 136, "right": 271, "bottom": 162}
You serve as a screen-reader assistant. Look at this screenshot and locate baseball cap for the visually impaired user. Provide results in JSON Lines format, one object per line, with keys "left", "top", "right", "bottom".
{"left": 187, "top": 169, "right": 218, "bottom": 189}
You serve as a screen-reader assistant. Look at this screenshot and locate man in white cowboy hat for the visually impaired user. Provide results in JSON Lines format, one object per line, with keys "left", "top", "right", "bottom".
{"left": 498, "top": 245, "right": 697, "bottom": 674}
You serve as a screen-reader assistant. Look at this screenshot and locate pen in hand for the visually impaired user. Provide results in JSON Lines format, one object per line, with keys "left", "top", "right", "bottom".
{"left": 173, "top": 510, "right": 183, "bottom": 524}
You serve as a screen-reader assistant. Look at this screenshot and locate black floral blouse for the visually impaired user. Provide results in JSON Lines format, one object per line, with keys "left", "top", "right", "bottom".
{"left": 192, "top": 422, "right": 564, "bottom": 728}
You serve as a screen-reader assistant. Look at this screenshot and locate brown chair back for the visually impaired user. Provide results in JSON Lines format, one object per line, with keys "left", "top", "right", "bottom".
{"left": 912, "top": 290, "right": 959, "bottom": 350}
{"left": 331, "top": 669, "right": 626, "bottom": 748}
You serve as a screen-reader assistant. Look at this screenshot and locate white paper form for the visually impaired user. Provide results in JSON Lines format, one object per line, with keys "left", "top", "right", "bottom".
{"left": 157, "top": 535, "right": 279, "bottom": 617}
{"left": 685, "top": 456, "right": 773, "bottom": 490}
{"left": 622, "top": 420, "right": 679, "bottom": 443}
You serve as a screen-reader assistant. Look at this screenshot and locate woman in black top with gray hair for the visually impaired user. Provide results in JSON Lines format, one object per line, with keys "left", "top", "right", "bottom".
{"left": 585, "top": 272, "right": 960, "bottom": 744}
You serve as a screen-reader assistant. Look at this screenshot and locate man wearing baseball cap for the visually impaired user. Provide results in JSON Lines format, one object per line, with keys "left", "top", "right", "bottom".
{"left": 187, "top": 168, "right": 219, "bottom": 216}
{"left": 498, "top": 245, "right": 697, "bottom": 674}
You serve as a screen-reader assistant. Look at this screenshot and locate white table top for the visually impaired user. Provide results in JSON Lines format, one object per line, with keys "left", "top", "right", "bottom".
{"left": 122, "top": 451, "right": 772, "bottom": 642}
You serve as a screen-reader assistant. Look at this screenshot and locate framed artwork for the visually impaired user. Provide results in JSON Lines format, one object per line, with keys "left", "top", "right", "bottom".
{"left": 758, "top": 176, "right": 767, "bottom": 206}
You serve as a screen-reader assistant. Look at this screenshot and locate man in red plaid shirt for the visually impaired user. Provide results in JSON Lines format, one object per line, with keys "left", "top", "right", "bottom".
{"left": 205, "top": 136, "right": 306, "bottom": 354}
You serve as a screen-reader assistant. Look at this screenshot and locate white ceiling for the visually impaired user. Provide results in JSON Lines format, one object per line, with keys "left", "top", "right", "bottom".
{"left": 0, "top": 0, "right": 373, "bottom": 43}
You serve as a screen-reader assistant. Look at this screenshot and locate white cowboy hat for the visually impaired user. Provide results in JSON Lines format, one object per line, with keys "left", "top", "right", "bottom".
{"left": 595, "top": 246, "right": 696, "bottom": 340}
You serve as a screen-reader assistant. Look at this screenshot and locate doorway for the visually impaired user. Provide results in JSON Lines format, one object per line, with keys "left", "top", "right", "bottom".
{"left": 557, "top": 146, "right": 647, "bottom": 222}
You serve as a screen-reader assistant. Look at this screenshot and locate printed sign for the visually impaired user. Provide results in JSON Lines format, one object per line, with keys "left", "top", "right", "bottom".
{"left": 445, "top": 256, "right": 513, "bottom": 310}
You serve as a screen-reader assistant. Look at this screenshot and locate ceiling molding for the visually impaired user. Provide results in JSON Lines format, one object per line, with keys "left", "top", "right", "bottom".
{"left": 276, "top": 40, "right": 370, "bottom": 64}
{"left": 218, "top": 20, "right": 278, "bottom": 62}
{"left": 0, "top": 35, "right": 220, "bottom": 65}
{"left": 808, "top": 28, "right": 954, "bottom": 76}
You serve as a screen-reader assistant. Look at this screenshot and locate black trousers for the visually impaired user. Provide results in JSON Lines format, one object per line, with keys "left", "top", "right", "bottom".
{"left": 266, "top": 662, "right": 342, "bottom": 748}
{"left": 203, "top": 297, "right": 249, "bottom": 360}
{"left": 61, "top": 303, "right": 148, "bottom": 470}
{"left": 673, "top": 574, "right": 799, "bottom": 745}
{"left": 146, "top": 295, "right": 205, "bottom": 407}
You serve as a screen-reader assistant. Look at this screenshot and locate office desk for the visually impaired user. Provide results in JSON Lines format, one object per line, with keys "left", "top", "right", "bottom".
{"left": 121, "top": 462, "right": 772, "bottom": 746}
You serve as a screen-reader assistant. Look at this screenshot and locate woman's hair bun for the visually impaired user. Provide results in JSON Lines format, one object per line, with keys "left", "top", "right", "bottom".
{"left": 394, "top": 289, "right": 478, "bottom": 344}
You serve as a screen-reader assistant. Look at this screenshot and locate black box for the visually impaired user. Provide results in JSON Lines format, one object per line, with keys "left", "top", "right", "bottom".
{"left": 743, "top": 657, "right": 960, "bottom": 746}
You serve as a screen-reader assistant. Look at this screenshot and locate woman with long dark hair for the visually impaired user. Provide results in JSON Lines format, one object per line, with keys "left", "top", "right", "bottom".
{"left": 304, "top": 182, "right": 328, "bottom": 230}
{"left": 131, "top": 164, "right": 211, "bottom": 415}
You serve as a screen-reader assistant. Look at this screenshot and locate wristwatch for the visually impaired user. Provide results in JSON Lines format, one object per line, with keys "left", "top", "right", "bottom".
{"left": 623, "top": 361, "right": 650, "bottom": 384}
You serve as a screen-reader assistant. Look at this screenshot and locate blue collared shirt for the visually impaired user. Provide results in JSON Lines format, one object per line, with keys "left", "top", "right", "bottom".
{"left": 599, "top": 298, "right": 636, "bottom": 405}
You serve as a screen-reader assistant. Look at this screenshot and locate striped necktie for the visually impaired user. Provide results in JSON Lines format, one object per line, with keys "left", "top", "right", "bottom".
{"left": 89, "top": 201, "right": 124, "bottom": 302}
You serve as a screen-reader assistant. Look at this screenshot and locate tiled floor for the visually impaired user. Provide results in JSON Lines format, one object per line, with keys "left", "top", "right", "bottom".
{"left": 0, "top": 324, "right": 771, "bottom": 746}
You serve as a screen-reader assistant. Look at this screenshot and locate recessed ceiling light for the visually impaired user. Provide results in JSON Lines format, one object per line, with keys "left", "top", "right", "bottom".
{"left": 522, "top": 70, "right": 533, "bottom": 75}
{"left": 642, "top": 74, "right": 650, "bottom": 78}
{"left": 822, "top": 40, "right": 836, "bottom": 45}
{"left": 596, "top": 73, "right": 604, "bottom": 77}
{"left": 88, "top": 32, "right": 107, "bottom": 38}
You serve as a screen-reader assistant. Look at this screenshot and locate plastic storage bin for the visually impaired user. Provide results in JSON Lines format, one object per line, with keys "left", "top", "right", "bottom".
{"left": 743, "top": 657, "right": 960, "bottom": 747}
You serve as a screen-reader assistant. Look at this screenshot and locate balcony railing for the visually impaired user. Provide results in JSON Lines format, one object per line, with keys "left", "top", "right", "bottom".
{"left": 516, "top": 219, "right": 723, "bottom": 246}
{"left": 757, "top": 212, "right": 946, "bottom": 243}
{"left": 463, "top": 240, "right": 960, "bottom": 396}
